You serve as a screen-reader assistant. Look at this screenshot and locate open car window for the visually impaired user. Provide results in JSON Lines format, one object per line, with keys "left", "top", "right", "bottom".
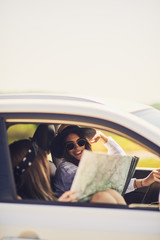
{"left": 6, "top": 122, "right": 160, "bottom": 211}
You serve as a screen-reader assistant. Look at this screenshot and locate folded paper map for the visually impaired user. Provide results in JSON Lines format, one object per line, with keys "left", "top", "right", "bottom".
{"left": 71, "top": 150, "right": 138, "bottom": 201}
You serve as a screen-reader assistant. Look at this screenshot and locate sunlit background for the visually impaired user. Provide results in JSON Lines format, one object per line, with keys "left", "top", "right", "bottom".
{"left": 0, "top": 0, "right": 160, "bottom": 105}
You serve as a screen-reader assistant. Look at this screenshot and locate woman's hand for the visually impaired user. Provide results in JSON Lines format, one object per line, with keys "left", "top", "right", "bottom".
{"left": 17, "top": 195, "right": 22, "bottom": 200}
{"left": 90, "top": 131, "right": 109, "bottom": 144}
{"left": 58, "top": 191, "right": 78, "bottom": 202}
{"left": 142, "top": 168, "right": 160, "bottom": 187}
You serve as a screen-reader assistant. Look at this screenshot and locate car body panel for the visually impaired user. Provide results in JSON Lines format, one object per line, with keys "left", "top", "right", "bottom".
{"left": 0, "top": 202, "right": 160, "bottom": 240}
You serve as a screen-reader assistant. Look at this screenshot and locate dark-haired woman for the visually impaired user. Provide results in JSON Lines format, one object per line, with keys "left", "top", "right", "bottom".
{"left": 51, "top": 125, "right": 128, "bottom": 202}
{"left": 51, "top": 125, "right": 160, "bottom": 204}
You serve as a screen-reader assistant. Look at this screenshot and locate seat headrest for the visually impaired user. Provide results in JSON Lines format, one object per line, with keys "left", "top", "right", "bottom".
{"left": 32, "top": 124, "right": 55, "bottom": 153}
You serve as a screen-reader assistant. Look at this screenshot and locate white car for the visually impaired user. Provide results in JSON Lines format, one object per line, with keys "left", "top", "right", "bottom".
{"left": 0, "top": 93, "right": 160, "bottom": 240}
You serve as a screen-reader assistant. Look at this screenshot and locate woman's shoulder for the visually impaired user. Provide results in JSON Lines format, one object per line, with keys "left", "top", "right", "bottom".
{"left": 56, "top": 160, "right": 77, "bottom": 176}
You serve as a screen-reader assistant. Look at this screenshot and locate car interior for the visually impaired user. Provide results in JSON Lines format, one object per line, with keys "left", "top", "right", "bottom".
{"left": 4, "top": 121, "right": 160, "bottom": 211}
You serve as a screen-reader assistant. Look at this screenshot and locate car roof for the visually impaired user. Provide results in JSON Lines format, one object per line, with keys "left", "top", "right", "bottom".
{"left": 0, "top": 93, "right": 151, "bottom": 110}
{"left": 0, "top": 93, "right": 159, "bottom": 147}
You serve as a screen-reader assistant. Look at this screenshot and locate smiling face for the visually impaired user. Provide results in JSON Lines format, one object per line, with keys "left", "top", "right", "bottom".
{"left": 65, "top": 133, "right": 86, "bottom": 161}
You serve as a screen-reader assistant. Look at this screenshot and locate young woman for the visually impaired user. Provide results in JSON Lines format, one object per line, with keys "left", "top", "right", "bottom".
{"left": 10, "top": 139, "right": 77, "bottom": 202}
{"left": 51, "top": 125, "right": 160, "bottom": 203}
{"left": 10, "top": 138, "right": 126, "bottom": 205}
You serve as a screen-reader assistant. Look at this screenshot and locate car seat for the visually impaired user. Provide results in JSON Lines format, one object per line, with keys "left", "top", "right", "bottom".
{"left": 32, "top": 123, "right": 55, "bottom": 153}
{"left": 32, "top": 124, "right": 57, "bottom": 177}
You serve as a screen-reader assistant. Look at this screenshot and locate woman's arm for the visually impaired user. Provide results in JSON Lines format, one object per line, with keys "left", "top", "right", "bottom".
{"left": 134, "top": 168, "right": 160, "bottom": 188}
{"left": 90, "top": 131, "right": 126, "bottom": 156}
{"left": 89, "top": 131, "right": 109, "bottom": 144}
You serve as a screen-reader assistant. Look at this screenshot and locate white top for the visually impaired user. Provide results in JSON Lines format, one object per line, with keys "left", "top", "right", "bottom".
{"left": 104, "top": 137, "right": 136, "bottom": 194}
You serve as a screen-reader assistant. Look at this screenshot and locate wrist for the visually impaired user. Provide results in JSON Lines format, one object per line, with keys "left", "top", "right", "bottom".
{"left": 141, "top": 179, "right": 144, "bottom": 187}
{"left": 142, "top": 178, "right": 149, "bottom": 187}
{"left": 134, "top": 179, "right": 138, "bottom": 189}
{"left": 134, "top": 179, "right": 145, "bottom": 189}
{"left": 100, "top": 132, "right": 108, "bottom": 143}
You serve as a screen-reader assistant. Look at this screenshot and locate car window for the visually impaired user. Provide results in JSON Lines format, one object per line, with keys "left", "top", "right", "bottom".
{"left": 2, "top": 120, "right": 158, "bottom": 213}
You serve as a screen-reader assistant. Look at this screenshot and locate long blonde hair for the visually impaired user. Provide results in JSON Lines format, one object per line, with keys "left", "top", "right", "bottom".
{"left": 10, "top": 139, "right": 57, "bottom": 201}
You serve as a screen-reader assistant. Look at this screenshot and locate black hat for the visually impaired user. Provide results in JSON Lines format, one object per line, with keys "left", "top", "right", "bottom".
{"left": 51, "top": 125, "right": 96, "bottom": 158}
{"left": 32, "top": 124, "right": 55, "bottom": 153}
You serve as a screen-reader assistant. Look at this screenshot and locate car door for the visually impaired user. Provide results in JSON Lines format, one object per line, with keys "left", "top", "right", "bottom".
{"left": 0, "top": 113, "right": 160, "bottom": 240}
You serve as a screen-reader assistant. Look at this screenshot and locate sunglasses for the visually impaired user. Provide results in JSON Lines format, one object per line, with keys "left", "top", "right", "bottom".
{"left": 65, "top": 138, "right": 86, "bottom": 151}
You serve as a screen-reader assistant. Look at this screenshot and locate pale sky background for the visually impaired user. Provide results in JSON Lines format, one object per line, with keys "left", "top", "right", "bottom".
{"left": 0, "top": 0, "right": 159, "bottom": 105}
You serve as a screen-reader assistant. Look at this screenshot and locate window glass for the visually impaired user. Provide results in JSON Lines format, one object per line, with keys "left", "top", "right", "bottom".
{"left": 92, "top": 130, "right": 160, "bottom": 168}
{"left": 7, "top": 124, "right": 37, "bottom": 144}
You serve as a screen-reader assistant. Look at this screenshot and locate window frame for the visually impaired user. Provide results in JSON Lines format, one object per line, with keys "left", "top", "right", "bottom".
{"left": 0, "top": 112, "right": 159, "bottom": 208}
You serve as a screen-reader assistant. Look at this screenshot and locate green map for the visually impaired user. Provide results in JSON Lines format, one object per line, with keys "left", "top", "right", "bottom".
{"left": 71, "top": 150, "right": 138, "bottom": 201}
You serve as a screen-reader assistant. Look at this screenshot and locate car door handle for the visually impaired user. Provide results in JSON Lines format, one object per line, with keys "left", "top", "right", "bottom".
{"left": 2, "top": 238, "right": 41, "bottom": 240}
{"left": 2, "top": 230, "right": 43, "bottom": 240}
